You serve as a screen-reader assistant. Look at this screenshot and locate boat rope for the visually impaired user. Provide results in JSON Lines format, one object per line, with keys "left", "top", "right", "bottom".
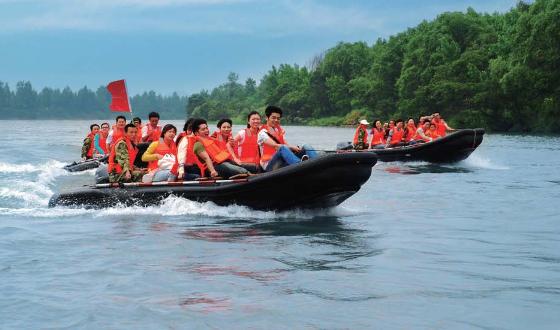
{"left": 95, "top": 178, "right": 249, "bottom": 189}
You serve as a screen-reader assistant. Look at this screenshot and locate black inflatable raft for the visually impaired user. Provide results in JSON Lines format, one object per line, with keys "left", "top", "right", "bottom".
{"left": 49, "top": 152, "right": 378, "bottom": 211}
{"left": 63, "top": 143, "right": 151, "bottom": 172}
{"left": 341, "top": 128, "right": 484, "bottom": 163}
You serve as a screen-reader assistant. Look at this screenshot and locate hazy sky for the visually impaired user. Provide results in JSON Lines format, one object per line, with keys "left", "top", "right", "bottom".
{"left": 0, "top": 0, "right": 518, "bottom": 95}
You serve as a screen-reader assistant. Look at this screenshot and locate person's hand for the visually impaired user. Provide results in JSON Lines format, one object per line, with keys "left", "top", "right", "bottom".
{"left": 210, "top": 170, "right": 218, "bottom": 177}
{"left": 291, "top": 145, "right": 302, "bottom": 153}
{"left": 81, "top": 157, "right": 86, "bottom": 161}
{"left": 233, "top": 157, "right": 242, "bottom": 165}
{"left": 124, "top": 170, "right": 131, "bottom": 180}
{"left": 156, "top": 154, "right": 164, "bottom": 160}
{"left": 228, "top": 137, "right": 235, "bottom": 147}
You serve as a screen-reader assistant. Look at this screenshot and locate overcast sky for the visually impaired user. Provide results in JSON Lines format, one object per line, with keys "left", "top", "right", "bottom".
{"left": 0, "top": 0, "right": 519, "bottom": 95}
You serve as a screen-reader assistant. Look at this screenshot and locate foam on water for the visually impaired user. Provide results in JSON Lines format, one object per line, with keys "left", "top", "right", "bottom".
{"left": 461, "top": 154, "right": 510, "bottom": 170}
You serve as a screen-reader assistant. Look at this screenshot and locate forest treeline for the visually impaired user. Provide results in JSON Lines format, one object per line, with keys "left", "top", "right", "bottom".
{"left": 188, "top": 0, "right": 560, "bottom": 133}
{"left": 2, "top": 0, "right": 559, "bottom": 133}
{"left": 0, "top": 81, "right": 188, "bottom": 120}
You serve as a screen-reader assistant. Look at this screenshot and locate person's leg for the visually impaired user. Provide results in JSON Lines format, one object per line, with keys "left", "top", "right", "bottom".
{"left": 301, "top": 144, "right": 318, "bottom": 158}
{"left": 214, "top": 161, "right": 249, "bottom": 178}
{"left": 152, "top": 169, "right": 171, "bottom": 182}
{"left": 265, "top": 146, "right": 300, "bottom": 171}
{"left": 239, "top": 163, "right": 259, "bottom": 173}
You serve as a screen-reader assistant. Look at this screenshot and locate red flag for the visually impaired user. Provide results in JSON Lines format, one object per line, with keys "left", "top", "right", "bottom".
{"left": 107, "top": 79, "right": 131, "bottom": 112}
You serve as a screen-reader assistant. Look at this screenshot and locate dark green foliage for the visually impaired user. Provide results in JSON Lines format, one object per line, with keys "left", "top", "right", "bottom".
{"left": 2, "top": 0, "right": 559, "bottom": 132}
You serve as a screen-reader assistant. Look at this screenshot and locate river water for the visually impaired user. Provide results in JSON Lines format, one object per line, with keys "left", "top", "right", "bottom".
{"left": 1, "top": 120, "right": 559, "bottom": 329}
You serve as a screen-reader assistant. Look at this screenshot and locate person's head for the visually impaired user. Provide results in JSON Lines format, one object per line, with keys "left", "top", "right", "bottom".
{"left": 132, "top": 117, "right": 142, "bottom": 127}
{"left": 422, "top": 120, "right": 431, "bottom": 129}
{"left": 389, "top": 120, "right": 395, "bottom": 128}
{"left": 148, "top": 112, "right": 160, "bottom": 126}
{"left": 429, "top": 123, "right": 437, "bottom": 131}
{"left": 100, "top": 122, "right": 110, "bottom": 135}
{"left": 395, "top": 119, "right": 403, "bottom": 128}
{"left": 265, "top": 105, "right": 283, "bottom": 128}
{"left": 217, "top": 118, "right": 233, "bottom": 136}
{"left": 359, "top": 119, "right": 369, "bottom": 127}
{"left": 124, "top": 123, "right": 137, "bottom": 140}
{"left": 116, "top": 115, "right": 126, "bottom": 128}
{"left": 160, "top": 124, "right": 177, "bottom": 141}
{"left": 407, "top": 118, "right": 415, "bottom": 126}
{"left": 374, "top": 120, "right": 382, "bottom": 129}
{"left": 183, "top": 118, "right": 195, "bottom": 134}
{"left": 383, "top": 122, "right": 388, "bottom": 129}
{"left": 191, "top": 118, "right": 209, "bottom": 137}
{"left": 90, "top": 124, "right": 100, "bottom": 133}
{"left": 246, "top": 111, "right": 261, "bottom": 129}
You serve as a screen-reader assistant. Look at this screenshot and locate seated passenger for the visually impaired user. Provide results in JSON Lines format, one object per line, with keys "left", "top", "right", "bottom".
{"left": 234, "top": 111, "right": 262, "bottom": 173}
{"left": 404, "top": 118, "right": 419, "bottom": 145}
{"left": 258, "top": 105, "right": 317, "bottom": 172}
{"left": 211, "top": 118, "right": 242, "bottom": 164}
{"left": 369, "top": 120, "right": 386, "bottom": 149}
{"left": 94, "top": 122, "right": 109, "bottom": 157}
{"left": 353, "top": 119, "right": 369, "bottom": 150}
{"left": 176, "top": 118, "right": 201, "bottom": 180}
{"left": 431, "top": 112, "right": 455, "bottom": 137}
{"left": 81, "top": 123, "right": 99, "bottom": 160}
{"left": 141, "top": 111, "right": 162, "bottom": 143}
{"left": 132, "top": 117, "right": 143, "bottom": 144}
{"left": 108, "top": 124, "right": 145, "bottom": 183}
{"left": 192, "top": 118, "right": 250, "bottom": 178}
{"left": 413, "top": 120, "right": 433, "bottom": 143}
{"left": 385, "top": 119, "right": 406, "bottom": 148}
{"left": 142, "top": 124, "right": 178, "bottom": 182}
{"left": 107, "top": 115, "right": 127, "bottom": 148}
{"left": 425, "top": 122, "right": 442, "bottom": 140}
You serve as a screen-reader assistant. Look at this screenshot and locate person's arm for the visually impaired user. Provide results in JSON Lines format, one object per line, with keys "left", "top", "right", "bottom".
{"left": 94, "top": 134, "right": 104, "bottom": 155}
{"left": 417, "top": 128, "right": 432, "bottom": 141}
{"left": 106, "top": 129, "right": 113, "bottom": 146}
{"left": 81, "top": 137, "right": 91, "bottom": 159}
{"left": 226, "top": 141, "right": 241, "bottom": 164}
{"left": 141, "top": 142, "right": 162, "bottom": 162}
{"left": 194, "top": 142, "right": 218, "bottom": 177}
{"left": 176, "top": 138, "right": 188, "bottom": 179}
{"left": 115, "top": 141, "right": 132, "bottom": 179}
{"left": 444, "top": 120, "right": 455, "bottom": 131}
{"left": 385, "top": 130, "right": 394, "bottom": 147}
{"left": 141, "top": 125, "right": 149, "bottom": 142}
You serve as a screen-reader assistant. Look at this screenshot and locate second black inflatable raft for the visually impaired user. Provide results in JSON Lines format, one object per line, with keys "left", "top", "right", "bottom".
{"left": 49, "top": 152, "right": 378, "bottom": 211}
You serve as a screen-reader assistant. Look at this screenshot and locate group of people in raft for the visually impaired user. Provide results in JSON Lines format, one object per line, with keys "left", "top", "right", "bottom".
{"left": 352, "top": 112, "right": 455, "bottom": 150}
{"left": 80, "top": 105, "right": 317, "bottom": 183}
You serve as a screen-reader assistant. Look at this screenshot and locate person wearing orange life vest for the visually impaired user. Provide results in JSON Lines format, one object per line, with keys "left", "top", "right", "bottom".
{"left": 191, "top": 118, "right": 249, "bottom": 178}
{"left": 258, "top": 105, "right": 317, "bottom": 172}
{"left": 141, "top": 124, "right": 179, "bottom": 182}
{"left": 385, "top": 119, "right": 406, "bottom": 148}
{"left": 425, "top": 122, "right": 443, "bottom": 140}
{"left": 431, "top": 112, "right": 454, "bottom": 137}
{"left": 404, "top": 118, "right": 420, "bottom": 145}
{"left": 211, "top": 118, "right": 242, "bottom": 164}
{"left": 107, "top": 115, "right": 127, "bottom": 148}
{"left": 353, "top": 119, "right": 369, "bottom": 150}
{"left": 108, "top": 124, "right": 145, "bottom": 183}
{"left": 234, "top": 111, "right": 262, "bottom": 173}
{"left": 175, "top": 118, "right": 203, "bottom": 180}
{"left": 93, "top": 122, "right": 110, "bottom": 156}
{"left": 132, "top": 117, "right": 143, "bottom": 144}
{"left": 141, "top": 112, "right": 162, "bottom": 143}
{"left": 81, "top": 123, "right": 100, "bottom": 160}
{"left": 369, "top": 120, "right": 386, "bottom": 149}
{"left": 413, "top": 120, "right": 433, "bottom": 143}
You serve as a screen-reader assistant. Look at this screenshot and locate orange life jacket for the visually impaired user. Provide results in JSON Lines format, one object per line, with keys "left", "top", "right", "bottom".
{"left": 135, "top": 124, "right": 143, "bottom": 144}
{"left": 110, "top": 125, "right": 125, "bottom": 148}
{"left": 389, "top": 127, "right": 405, "bottom": 144}
{"left": 198, "top": 136, "right": 231, "bottom": 165}
{"left": 260, "top": 124, "right": 285, "bottom": 163}
{"left": 413, "top": 128, "right": 431, "bottom": 142}
{"left": 425, "top": 129, "right": 441, "bottom": 139}
{"left": 353, "top": 125, "right": 368, "bottom": 145}
{"left": 210, "top": 131, "right": 232, "bottom": 149}
{"left": 95, "top": 133, "right": 108, "bottom": 154}
{"left": 405, "top": 124, "right": 417, "bottom": 142}
{"left": 238, "top": 128, "right": 259, "bottom": 165}
{"left": 433, "top": 118, "right": 447, "bottom": 137}
{"left": 85, "top": 132, "right": 96, "bottom": 158}
{"left": 147, "top": 139, "right": 178, "bottom": 174}
{"left": 185, "top": 135, "right": 206, "bottom": 176}
{"left": 107, "top": 137, "right": 137, "bottom": 174}
{"left": 144, "top": 124, "right": 162, "bottom": 142}
{"left": 370, "top": 128, "right": 386, "bottom": 145}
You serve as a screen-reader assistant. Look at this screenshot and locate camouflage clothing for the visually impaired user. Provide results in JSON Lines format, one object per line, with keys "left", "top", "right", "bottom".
{"left": 108, "top": 140, "right": 143, "bottom": 183}
{"left": 81, "top": 136, "right": 93, "bottom": 159}
{"left": 354, "top": 128, "right": 369, "bottom": 150}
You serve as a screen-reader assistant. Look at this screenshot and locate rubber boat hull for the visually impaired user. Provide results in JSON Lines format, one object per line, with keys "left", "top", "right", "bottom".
{"left": 49, "top": 152, "right": 378, "bottom": 211}
{"left": 367, "top": 128, "right": 484, "bottom": 163}
{"left": 63, "top": 143, "right": 150, "bottom": 172}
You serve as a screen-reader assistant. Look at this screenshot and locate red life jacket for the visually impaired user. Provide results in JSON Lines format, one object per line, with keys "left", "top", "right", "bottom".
{"left": 370, "top": 128, "right": 386, "bottom": 145}
{"left": 144, "top": 124, "right": 162, "bottom": 142}
{"left": 405, "top": 124, "right": 417, "bottom": 142}
{"left": 433, "top": 118, "right": 447, "bottom": 137}
{"left": 425, "top": 129, "right": 442, "bottom": 139}
{"left": 135, "top": 124, "right": 143, "bottom": 144}
{"left": 107, "top": 137, "right": 137, "bottom": 174}
{"left": 389, "top": 127, "right": 405, "bottom": 144}
{"left": 353, "top": 125, "right": 368, "bottom": 145}
{"left": 186, "top": 135, "right": 206, "bottom": 176}
{"left": 110, "top": 125, "right": 125, "bottom": 148}
{"left": 85, "top": 132, "right": 96, "bottom": 158}
{"left": 260, "top": 124, "right": 285, "bottom": 163}
{"left": 413, "top": 128, "right": 431, "bottom": 142}
{"left": 95, "top": 133, "right": 108, "bottom": 154}
{"left": 238, "top": 128, "right": 259, "bottom": 165}
{"left": 198, "top": 136, "right": 231, "bottom": 165}
{"left": 210, "top": 131, "right": 231, "bottom": 149}
{"left": 147, "top": 139, "right": 178, "bottom": 174}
